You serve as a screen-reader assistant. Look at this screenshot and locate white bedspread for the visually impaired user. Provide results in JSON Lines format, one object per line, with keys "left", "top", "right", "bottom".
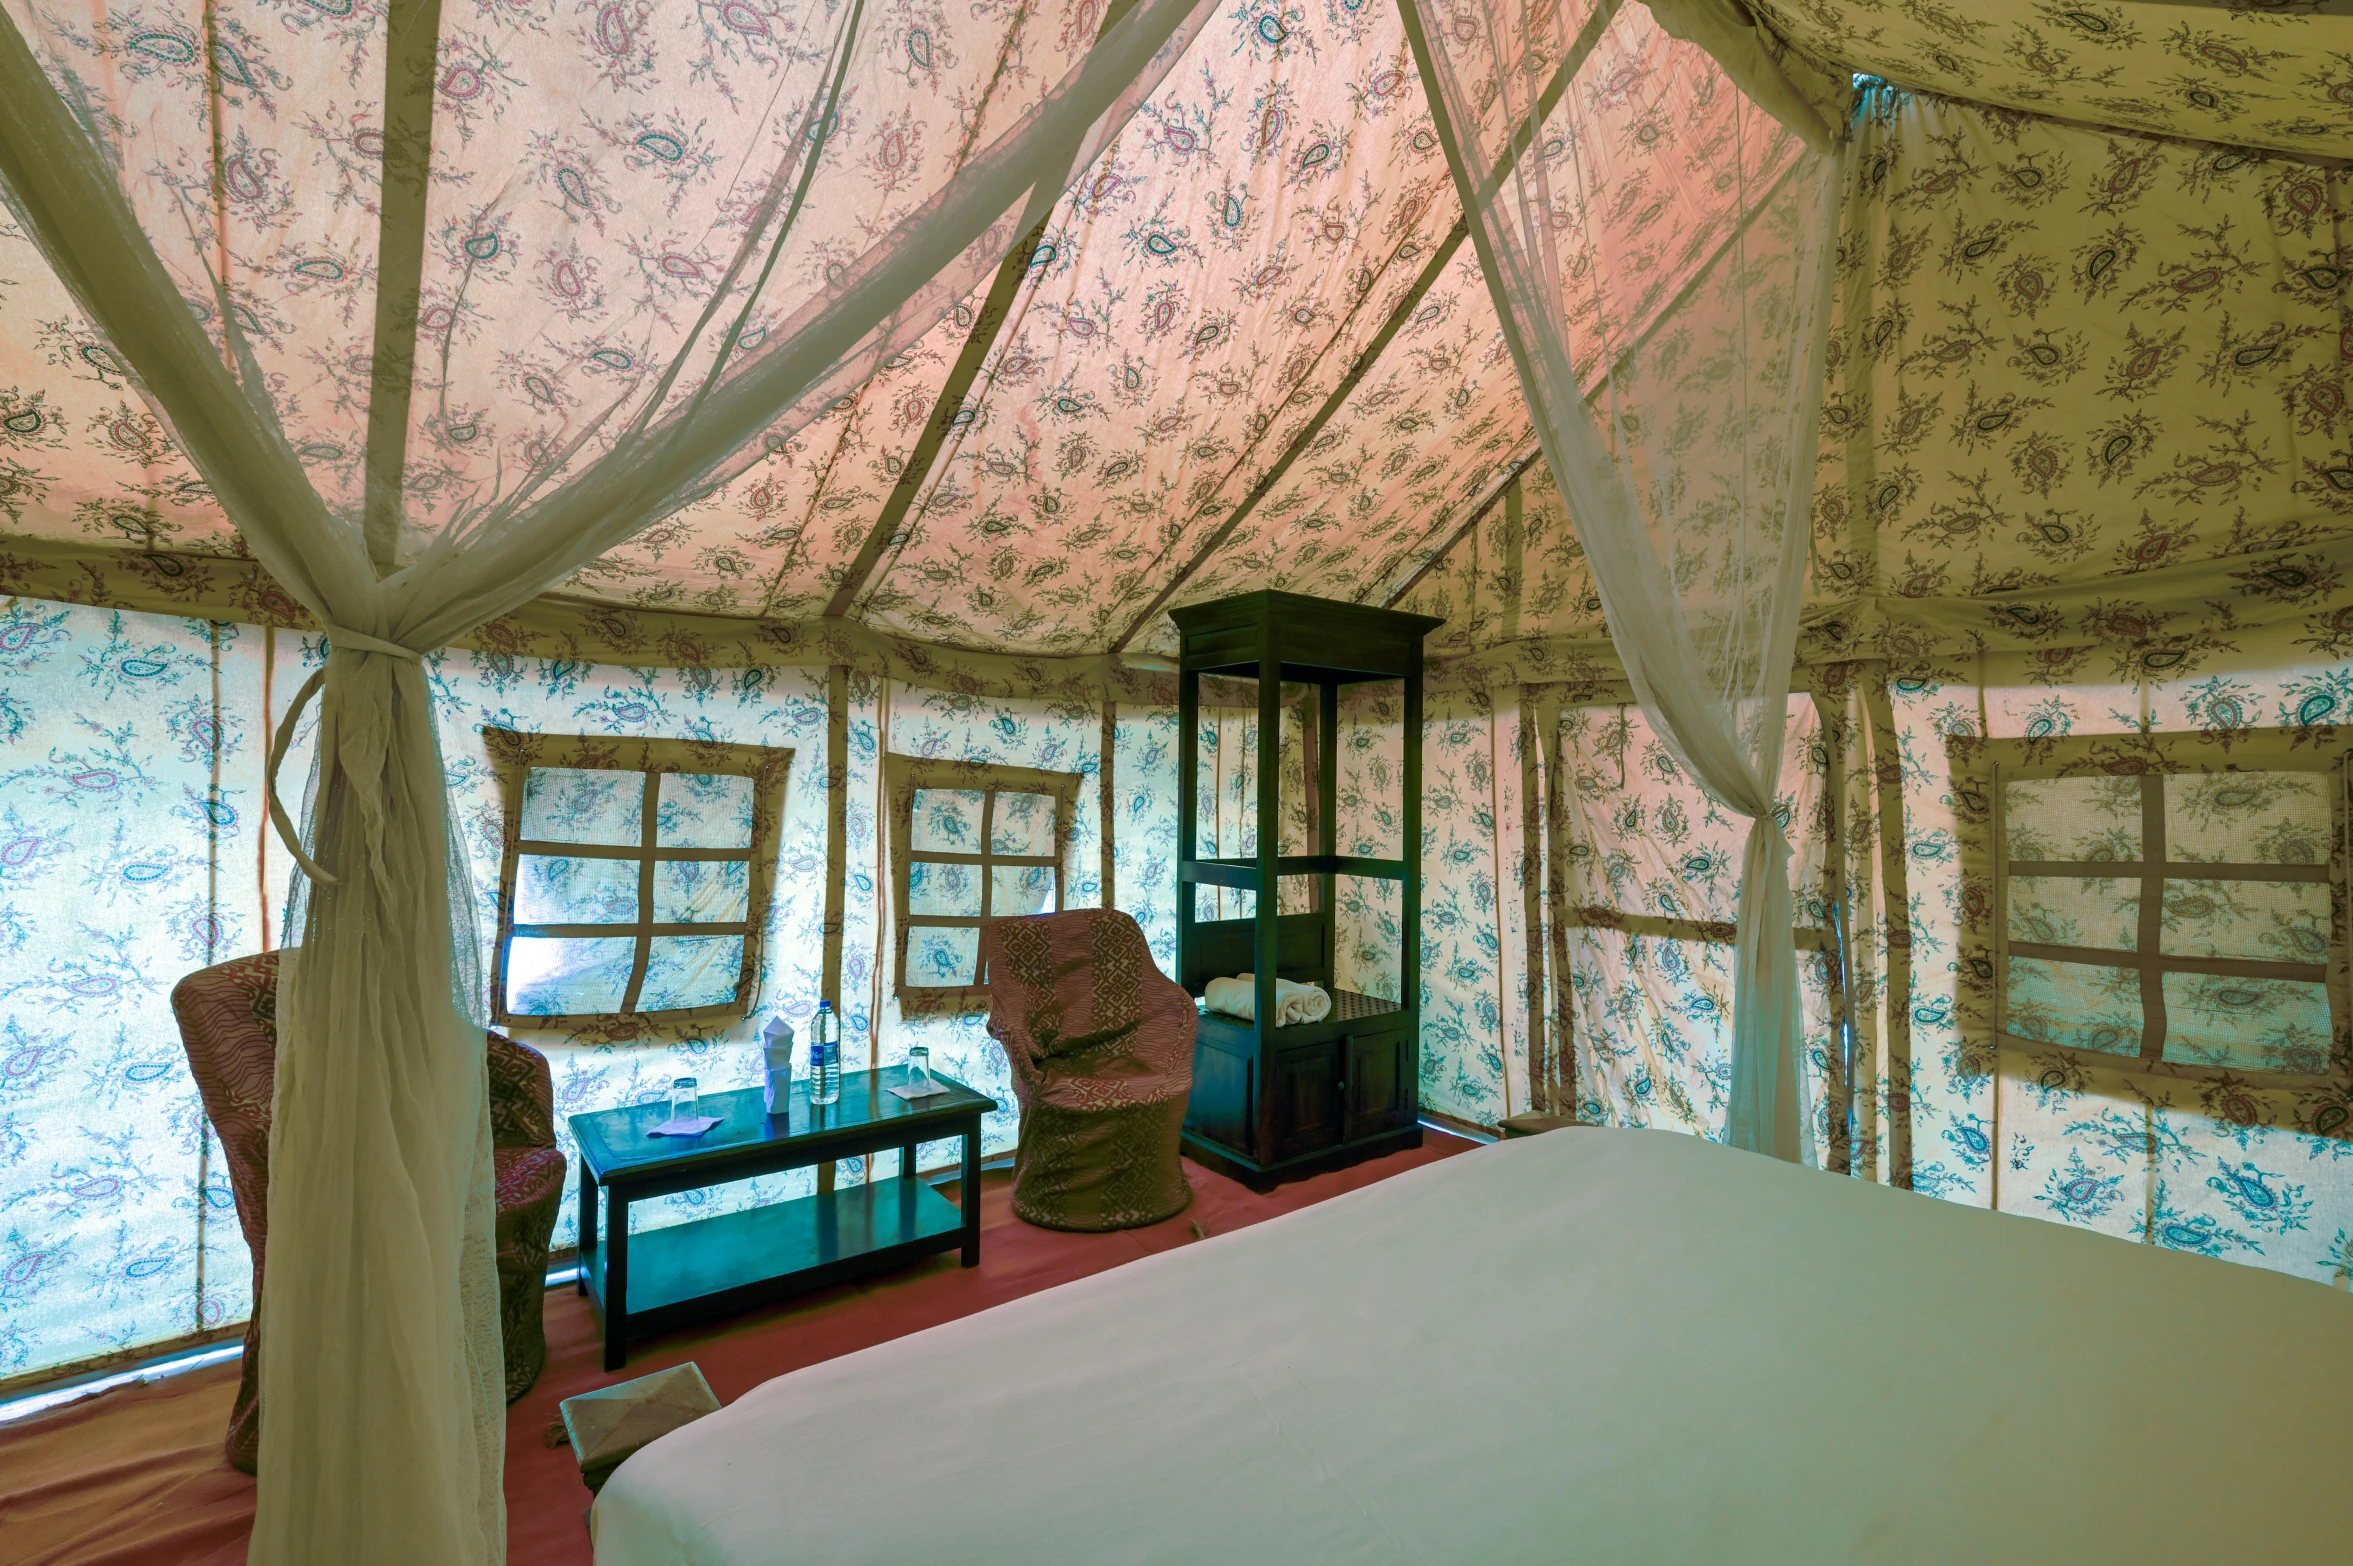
{"left": 592, "top": 1128, "right": 2350, "bottom": 1564}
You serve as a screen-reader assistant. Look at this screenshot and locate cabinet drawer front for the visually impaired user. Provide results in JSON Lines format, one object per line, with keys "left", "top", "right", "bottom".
{"left": 1343, "top": 1029, "right": 1416, "bottom": 1142}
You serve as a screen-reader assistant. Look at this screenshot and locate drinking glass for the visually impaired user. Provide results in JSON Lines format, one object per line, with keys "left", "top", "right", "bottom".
{"left": 904, "top": 1047, "right": 934, "bottom": 1095}
{"left": 669, "top": 1076, "right": 699, "bottom": 1118}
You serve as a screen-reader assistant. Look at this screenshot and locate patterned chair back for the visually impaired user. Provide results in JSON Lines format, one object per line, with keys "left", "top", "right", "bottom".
{"left": 171, "top": 950, "right": 283, "bottom": 1279}
{"left": 170, "top": 948, "right": 566, "bottom": 1469}
{"left": 980, "top": 910, "right": 1196, "bottom": 1231}
{"left": 984, "top": 908, "right": 1156, "bottom": 1066}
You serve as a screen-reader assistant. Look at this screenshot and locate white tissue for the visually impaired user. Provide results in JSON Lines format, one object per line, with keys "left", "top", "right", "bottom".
{"left": 761, "top": 1015, "right": 795, "bottom": 1113}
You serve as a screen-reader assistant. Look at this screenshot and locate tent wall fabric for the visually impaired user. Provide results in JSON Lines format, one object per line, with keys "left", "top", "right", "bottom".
{"left": 1887, "top": 664, "right": 2353, "bottom": 1273}
{"left": 1539, "top": 696, "right": 1842, "bottom": 1141}
{"left": 0, "top": 601, "right": 1156, "bottom": 1380}
{"left": 0, "top": 598, "right": 1575, "bottom": 1388}
{"left": 0, "top": 607, "right": 268, "bottom": 1382}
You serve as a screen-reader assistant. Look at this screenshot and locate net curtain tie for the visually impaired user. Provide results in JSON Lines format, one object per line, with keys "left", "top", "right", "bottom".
{"left": 264, "top": 626, "right": 426, "bottom": 887}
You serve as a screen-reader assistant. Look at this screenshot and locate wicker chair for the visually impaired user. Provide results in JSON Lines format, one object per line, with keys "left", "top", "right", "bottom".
{"left": 170, "top": 949, "right": 567, "bottom": 1474}
{"left": 982, "top": 909, "right": 1195, "bottom": 1231}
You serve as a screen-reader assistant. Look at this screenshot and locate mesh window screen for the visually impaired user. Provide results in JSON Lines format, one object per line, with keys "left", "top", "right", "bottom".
{"left": 1955, "top": 729, "right": 2353, "bottom": 1089}
{"left": 2000, "top": 770, "right": 2337, "bottom": 1077}
{"left": 484, "top": 729, "right": 792, "bottom": 1033}
{"left": 886, "top": 757, "right": 1082, "bottom": 1010}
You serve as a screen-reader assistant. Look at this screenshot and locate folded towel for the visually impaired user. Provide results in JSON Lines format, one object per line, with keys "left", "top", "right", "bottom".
{"left": 1202, "top": 974, "right": 1332, "bottom": 1026}
{"left": 1272, "top": 976, "right": 1333, "bottom": 1025}
{"left": 1202, "top": 976, "right": 1254, "bottom": 1019}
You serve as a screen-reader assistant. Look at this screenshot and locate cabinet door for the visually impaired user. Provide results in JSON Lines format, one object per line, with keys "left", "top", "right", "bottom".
{"left": 1268, "top": 1041, "right": 1342, "bottom": 1162}
{"left": 1185, "top": 1038, "right": 1254, "bottom": 1153}
{"left": 1343, "top": 1030, "right": 1416, "bottom": 1143}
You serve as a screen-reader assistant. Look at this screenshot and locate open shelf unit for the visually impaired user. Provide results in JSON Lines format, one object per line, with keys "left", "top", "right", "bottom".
{"left": 1172, "top": 590, "right": 1441, "bottom": 1190}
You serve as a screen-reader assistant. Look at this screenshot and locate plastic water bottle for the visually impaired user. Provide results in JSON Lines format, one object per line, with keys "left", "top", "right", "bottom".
{"left": 810, "top": 1000, "right": 840, "bottom": 1106}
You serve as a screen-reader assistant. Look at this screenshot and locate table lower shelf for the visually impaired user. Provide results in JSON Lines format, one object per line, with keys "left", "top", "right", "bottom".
{"left": 584, "top": 1175, "right": 968, "bottom": 1346}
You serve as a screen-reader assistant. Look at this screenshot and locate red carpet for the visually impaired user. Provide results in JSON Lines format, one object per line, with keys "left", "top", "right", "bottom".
{"left": 0, "top": 1136, "right": 1472, "bottom": 1564}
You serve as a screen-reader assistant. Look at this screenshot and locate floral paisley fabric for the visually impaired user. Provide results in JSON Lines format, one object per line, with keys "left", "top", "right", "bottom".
{"left": 0, "top": 603, "right": 258, "bottom": 1383}
{"left": 1814, "top": 86, "right": 2352, "bottom": 666}
{"left": 1547, "top": 697, "right": 1844, "bottom": 1144}
{"left": 1, "top": 600, "right": 1213, "bottom": 1381}
{"left": 1191, "top": 685, "right": 1313, "bottom": 921}
{"left": 1334, "top": 680, "right": 1538, "bottom": 1129}
{"left": 0, "top": 0, "right": 1134, "bottom": 556}
{"left": 1887, "top": 666, "right": 2353, "bottom": 1287}
{"left": 0, "top": 0, "right": 1804, "bottom": 663}
{"left": 1403, "top": 83, "right": 2351, "bottom": 693}
{"left": 1757, "top": 0, "right": 2353, "bottom": 159}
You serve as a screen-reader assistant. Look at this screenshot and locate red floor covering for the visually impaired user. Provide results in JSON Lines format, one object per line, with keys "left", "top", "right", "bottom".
{"left": 1, "top": 1135, "right": 1472, "bottom": 1565}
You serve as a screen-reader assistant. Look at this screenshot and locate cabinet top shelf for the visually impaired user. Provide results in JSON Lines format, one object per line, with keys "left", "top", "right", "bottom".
{"left": 1172, "top": 591, "right": 1442, "bottom": 682}
{"left": 1193, "top": 986, "right": 1406, "bottom": 1050}
{"left": 1180, "top": 855, "right": 1409, "bottom": 887}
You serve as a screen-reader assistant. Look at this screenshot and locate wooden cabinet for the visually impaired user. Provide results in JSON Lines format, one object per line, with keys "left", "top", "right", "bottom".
{"left": 1185, "top": 1013, "right": 1424, "bottom": 1189}
{"left": 1170, "top": 591, "right": 1439, "bottom": 1191}
{"left": 1187, "top": 1036, "right": 1253, "bottom": 1153}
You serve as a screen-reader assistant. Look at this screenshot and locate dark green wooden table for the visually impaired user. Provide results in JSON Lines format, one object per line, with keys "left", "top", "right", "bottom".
{"left": 570, "top": 1068, "right": 996, "bottom": 1371}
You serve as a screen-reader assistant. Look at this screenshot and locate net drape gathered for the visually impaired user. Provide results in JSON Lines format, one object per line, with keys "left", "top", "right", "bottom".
{"left": 1642, "top": 0, "right": 1842, "bottom": 154}
{"left": 1403, "top": 0, "right": 1843, "bottom": 1162}
{"left": 0, "top": 0, "right": 1210, "bottom": 1554}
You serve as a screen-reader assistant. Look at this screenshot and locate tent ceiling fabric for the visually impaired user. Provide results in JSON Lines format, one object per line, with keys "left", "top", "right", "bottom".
{"left": 0, "top": 0, "right": 1114, "bottom": 557}
{"left": 1755, "top": 0, "right": 2353, "bottom": 159}
{"left": 0, "top": 0, "right": 2346, "bottom": 668}
{"left": 1400, "top": 75, "right": 2352, "bottom": 688}
{"left": 0, "top": 0, "right": 1817, "bottom": 661}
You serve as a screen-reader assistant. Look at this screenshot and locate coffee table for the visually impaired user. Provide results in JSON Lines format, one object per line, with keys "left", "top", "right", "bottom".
{"left": 570, "top": 1067, "right": 997, "bottom": 1371}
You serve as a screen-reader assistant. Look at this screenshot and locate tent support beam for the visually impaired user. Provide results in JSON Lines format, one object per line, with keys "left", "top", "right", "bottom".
{"left": 822, "top": 0, "right": 1142, "bottom": 621}
{"left": 1106, "top": 219, "right": 1470, "bottom": 653}
{"left": 1380, "top": 447, "right": 1539, "bottom": 608}
{"left": 1106, "top": 0, "right": 1611, "bottom": 653}
{"left": 818, "top": 206, "right": 1060, "bottom": 620}
{"left": 359, "top": 0, "right": 446, "bottom": 578}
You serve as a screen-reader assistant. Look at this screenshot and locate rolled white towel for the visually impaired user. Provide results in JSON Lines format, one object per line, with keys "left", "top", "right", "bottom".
{"left": 1202, "top": 973, "right": 1333, "bottom": 1026}
{"left": 1203, "top": 975, "right": 1256, "bottom": 1020}
{"left": 1269, "top": 974, "right": 1331, "bottom": 1025}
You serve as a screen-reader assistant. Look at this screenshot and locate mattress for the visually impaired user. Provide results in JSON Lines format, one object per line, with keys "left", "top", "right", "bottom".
{"left": 591, "top": 1127, "right": 2351, "bottom": 1564}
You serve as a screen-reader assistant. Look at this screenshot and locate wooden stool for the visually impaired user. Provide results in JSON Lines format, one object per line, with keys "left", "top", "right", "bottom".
{"left": 561, "top": 1362, "right": 721, "bottom": 1496}
{"left": 1496, "top": 1112, "right": 1583, "bottom": 1138}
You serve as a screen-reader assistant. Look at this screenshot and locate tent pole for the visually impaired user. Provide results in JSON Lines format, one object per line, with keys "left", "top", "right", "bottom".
{"left": 1108, "top": 1, "right": 1608, "bottom": 653}
{"left": 822, "top": 0, "right": 1146, "bottom": 620}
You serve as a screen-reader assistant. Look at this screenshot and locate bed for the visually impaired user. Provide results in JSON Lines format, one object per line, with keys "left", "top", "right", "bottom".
{"left": 590, "top": 1127, "right": 2350, "bottom": 1563}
